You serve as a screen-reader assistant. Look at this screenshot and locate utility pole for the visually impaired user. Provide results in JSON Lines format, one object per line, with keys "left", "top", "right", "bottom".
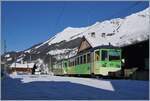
{"left": 29, "top": 53, "right": 32, "bottom": 63}
{"left": 27, "top": 57, "right": 29, "bottom": 68}
{"left": 49, "top": 55, "right": 52, "bottom": 72}
{"left": 15, "top": 53, "right": 16, "bottom": 68}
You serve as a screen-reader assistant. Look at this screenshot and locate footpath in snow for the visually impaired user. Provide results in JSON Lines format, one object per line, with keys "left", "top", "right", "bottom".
{"left": 1, "top": 74, "right": 149, "bottom": 100}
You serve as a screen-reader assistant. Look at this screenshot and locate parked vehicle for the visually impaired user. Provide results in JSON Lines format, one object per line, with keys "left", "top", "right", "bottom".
{"left": 53, "top": 46, "right": 121, "bottom": 77}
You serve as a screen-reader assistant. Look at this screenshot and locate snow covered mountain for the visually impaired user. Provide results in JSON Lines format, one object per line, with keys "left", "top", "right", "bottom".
{"left": 2, "top": 7, "right": 149, "bottom": 64}
{"left": 34, "top": 7, "right": 149, "bottom": 50}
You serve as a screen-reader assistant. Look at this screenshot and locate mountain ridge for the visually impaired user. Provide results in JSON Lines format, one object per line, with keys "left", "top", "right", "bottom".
{"left": 2, "top": 7, "right": 149, "bottom": 65}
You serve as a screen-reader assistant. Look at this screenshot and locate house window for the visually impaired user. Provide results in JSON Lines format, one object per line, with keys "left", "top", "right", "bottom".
{"left": 95, "top": 50, "right": 100, "bottom": 61}
{"left": 101, "top": 50, "right": 108, "bottom": 61}
{"left": 91, "top": 32, "right": 95, "bottom": 37}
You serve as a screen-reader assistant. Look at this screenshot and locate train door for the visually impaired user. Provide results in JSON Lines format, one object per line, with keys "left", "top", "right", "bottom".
{"left": 63, "top": 60, "right": 68, "bottom": 74}
{"left": 86, "top": 52, "right": 93, "bottom": 74}
{"left": 93, "top": 49, "right": 101, "bottom": 74}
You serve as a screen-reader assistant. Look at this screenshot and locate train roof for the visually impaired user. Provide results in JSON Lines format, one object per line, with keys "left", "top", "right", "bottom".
{"left": 84, "top": 33, "right": 118, "bottom": 48}
{"left": 67, "top": 45, "right": 120, "bottom": 60}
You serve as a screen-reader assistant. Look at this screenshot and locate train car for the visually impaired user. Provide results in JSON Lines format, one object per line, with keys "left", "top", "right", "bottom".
{"left": 52, "top": 59, "right": 68, "bottom": 75}
{"left": 53, "top": 34, "right": 122, "bottom": 77}
{"left": 53, "top": 46, "right": 121, "bottom": 77}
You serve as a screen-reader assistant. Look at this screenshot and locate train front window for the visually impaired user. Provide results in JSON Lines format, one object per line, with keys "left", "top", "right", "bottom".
{"left": 101, "top": 50, "right": 108, "bottom": 61}
{"left": 109, "top": 50, "right": 121, "bottom": 61}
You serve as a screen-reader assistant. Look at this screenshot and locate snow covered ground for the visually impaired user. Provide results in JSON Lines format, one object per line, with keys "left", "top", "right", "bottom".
{"left": 1, "top": 74, "right": 149, "bottom": 100}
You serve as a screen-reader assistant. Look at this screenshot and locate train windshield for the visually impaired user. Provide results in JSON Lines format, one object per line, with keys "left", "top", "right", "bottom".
{"left": 109, "top": 50, "right": 121, "bottom": 61}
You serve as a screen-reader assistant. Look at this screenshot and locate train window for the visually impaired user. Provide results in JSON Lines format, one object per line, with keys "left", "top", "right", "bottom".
{"left": 75, "top": 58, "right": 77, "bottom": 65}
{"left": 95, "top": 50, "right": 100, "bottom": 61}
{"left": 69, "top": 60, "right": 71, "bottom": 66}
{"left": 70, "top": 59, "right": 75, "bottom": 67}
{"left": 73, "top": 59, "right": 75, "bottom": 66}
{"left": 101, "top": 50, "right": 108, "bottom": 61}
{"left": 83, "top": 54, "right": 86, "bottom": 63}
{"left": 71, "top": 61, "right": 73, "bottom": 66}
{"left": 80, "top": 56, "right": 83, "bottom": 64}
{"left": 109, "top": 50, "right": 121, "bottom": 61}
{"left": 87, "top": 53, "right": 91, "bottom": 63}
{"left": 77, "top": 57, "right": 80, "bottom": 65}
{"left": 70, "top": 61, "right": 72, "bottom": 66}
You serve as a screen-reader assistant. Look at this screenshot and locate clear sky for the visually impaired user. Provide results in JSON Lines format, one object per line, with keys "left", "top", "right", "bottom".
{"left": 1, "top": 1, "right": 149, "bottom": 53}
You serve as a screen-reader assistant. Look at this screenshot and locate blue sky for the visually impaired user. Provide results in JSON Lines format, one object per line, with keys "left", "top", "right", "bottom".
{"left": 1, "top": 1, "right": 149, "bottom": 53}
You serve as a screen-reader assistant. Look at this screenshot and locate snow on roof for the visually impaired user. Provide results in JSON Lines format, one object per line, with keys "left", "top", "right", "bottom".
{"left": 25, "top": 49, "right": 31, "bottom": 53}
{"left": 84, "top": 7, "right": 149, "bottom": 48}
{"left": 17, "top": 57, "right": 23, "bottom": 62}
{"left": 10, "top": 63, "right": 34, "bottom": 68}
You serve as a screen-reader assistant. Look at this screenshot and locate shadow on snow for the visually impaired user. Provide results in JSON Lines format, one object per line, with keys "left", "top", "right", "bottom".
{"left": 1, "top": 76, "right": 149, "bottom": 100}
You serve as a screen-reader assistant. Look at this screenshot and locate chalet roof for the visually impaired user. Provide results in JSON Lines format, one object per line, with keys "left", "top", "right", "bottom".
{"left": 83, "top": 29, "right": 149, "bottom": 48}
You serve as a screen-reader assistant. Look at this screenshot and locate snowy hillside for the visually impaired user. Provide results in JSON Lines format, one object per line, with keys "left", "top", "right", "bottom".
{"left": 2, "top": 7, "right": 149, "bottom": 64}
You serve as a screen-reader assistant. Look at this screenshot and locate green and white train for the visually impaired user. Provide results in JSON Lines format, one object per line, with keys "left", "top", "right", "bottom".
{"left": 52, "top": 46, "right": 122, "bottom": 77}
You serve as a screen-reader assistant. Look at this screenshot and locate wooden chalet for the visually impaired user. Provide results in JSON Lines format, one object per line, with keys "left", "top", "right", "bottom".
{"left": 10, "top": 63, "right": 34, "bottom": 74}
